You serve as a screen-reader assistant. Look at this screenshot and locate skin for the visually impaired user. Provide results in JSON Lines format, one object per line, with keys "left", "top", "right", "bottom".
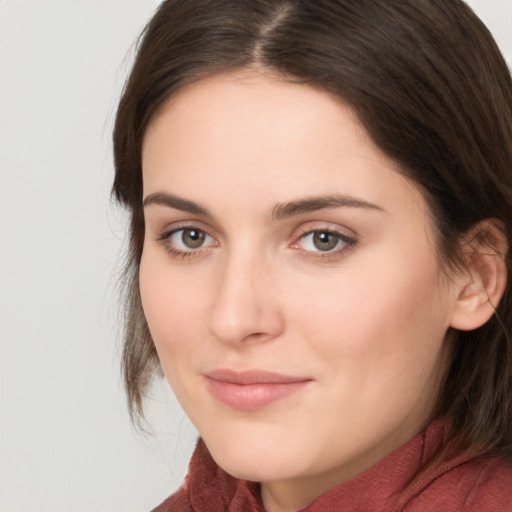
{"left": 139, "top": 71, "right": 464, "bottom": 512}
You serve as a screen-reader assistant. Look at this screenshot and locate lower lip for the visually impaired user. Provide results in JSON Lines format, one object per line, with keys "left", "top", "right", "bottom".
{"left": 206, "top": 379, "right": 310, "bottom": 410}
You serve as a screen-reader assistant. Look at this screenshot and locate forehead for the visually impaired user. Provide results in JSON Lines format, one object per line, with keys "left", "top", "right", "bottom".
{"left": 143, "top": 71, "right": 372, "bottom": 165}
{"left": 141, "top": 71, "right": 429, "bottom": 224}
{"left": 144, "top": 72, "right": 360, "bottom": 157}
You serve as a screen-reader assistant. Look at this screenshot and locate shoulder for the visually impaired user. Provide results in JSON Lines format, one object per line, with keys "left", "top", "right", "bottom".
{"left": 404, "top": 455, "right": 512, "bottom": 511}
{"left": 150, "top": 486, "right": 192, "bottom": 512}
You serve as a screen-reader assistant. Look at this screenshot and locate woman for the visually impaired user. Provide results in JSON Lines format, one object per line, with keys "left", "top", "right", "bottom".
{"left": 113, "top": 0, "right": 512, "bottom": 510}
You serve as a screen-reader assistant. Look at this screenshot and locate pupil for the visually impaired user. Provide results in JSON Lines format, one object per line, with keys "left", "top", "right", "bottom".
{"left": 183, "top": 229, "right": 205, "bottom": 248}
{"left": 313, "top": 231, "right": 337, "bottom": 251}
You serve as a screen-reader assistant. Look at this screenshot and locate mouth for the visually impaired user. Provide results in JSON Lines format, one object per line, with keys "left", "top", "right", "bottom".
{"left": 205, "top": 369, "right": 312, "bottom": 410}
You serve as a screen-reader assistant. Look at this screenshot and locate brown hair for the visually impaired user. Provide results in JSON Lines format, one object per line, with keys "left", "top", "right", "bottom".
{"left": 113, "top": 0, "right": 512, "bottom": 461}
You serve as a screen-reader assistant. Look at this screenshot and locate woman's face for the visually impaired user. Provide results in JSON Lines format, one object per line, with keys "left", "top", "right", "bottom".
{"left": 140, "top": 72, "right": 460, "bottom": 509}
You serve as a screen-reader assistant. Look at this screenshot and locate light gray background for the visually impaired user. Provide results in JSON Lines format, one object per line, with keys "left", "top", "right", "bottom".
{"left": 1, "top": 1, "right": 511, "bottom": 511}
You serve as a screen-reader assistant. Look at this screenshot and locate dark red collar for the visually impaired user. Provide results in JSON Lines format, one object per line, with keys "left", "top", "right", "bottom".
{"left": 153, "top": 418, "right": 512, "bottom": 511}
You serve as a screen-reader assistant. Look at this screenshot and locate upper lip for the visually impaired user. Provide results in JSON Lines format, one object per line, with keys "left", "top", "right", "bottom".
{"left": 206, "top": 369, "right": 312, "bottom": 385}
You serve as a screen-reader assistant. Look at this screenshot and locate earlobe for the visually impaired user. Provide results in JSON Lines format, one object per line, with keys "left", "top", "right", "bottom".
{"left": 449, "top": 220, "right": 508, "bottom": 332}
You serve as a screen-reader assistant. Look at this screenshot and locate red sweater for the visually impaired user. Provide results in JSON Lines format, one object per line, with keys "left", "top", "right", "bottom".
{"left": 152, "top": 419, "right": 512, "bottom": 511}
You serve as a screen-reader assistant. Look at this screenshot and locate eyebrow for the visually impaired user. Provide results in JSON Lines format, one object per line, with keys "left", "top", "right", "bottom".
{"left": 270, "top": 194, "right": 384, "bottom": 220}
{"left": 143, "top": 192, "right": 212, "bottom": 217}
{"left": 142, "top": 192, "right": 384, "bottom": 219}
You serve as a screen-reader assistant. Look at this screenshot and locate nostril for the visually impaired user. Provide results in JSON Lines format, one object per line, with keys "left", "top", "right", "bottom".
{"left": 208, "top": 295, "right": 284, "bottom": 346}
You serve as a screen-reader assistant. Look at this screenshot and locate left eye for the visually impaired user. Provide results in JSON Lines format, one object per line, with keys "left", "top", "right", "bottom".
{"left": 168, "top": 228, "right": 213, "bottom": 251}
{"left": 298, "top": 230, "right": 353, "bottom": 253}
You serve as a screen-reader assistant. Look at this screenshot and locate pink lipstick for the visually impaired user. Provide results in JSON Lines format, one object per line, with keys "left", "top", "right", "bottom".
{"left": 205, "top": 369, "right": 312, "bottom": 410}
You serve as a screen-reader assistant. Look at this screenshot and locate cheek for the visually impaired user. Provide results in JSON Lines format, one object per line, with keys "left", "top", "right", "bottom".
{"left": 139, "top": 253, "right": 208, "bottom": 362}
{"left": 288, "top": 252, "right": 451, "bottom": 380}
{"left": 289, "top": 267, "right": 451, "bottom": 450}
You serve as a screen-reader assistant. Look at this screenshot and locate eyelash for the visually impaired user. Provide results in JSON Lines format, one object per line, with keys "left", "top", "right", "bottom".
{"left": 157, "top": 225, "right": 217, "bottom": 260}
{"left": 291, "top": 228, "right": 357, "bottom": 261}
{"left": 156, "top": 225, "right": 357, "bottom": 261}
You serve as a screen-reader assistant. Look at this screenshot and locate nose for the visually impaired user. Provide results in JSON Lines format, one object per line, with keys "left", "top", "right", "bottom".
{"left": 207, "top": 250, "right": 285, "bottom": 346}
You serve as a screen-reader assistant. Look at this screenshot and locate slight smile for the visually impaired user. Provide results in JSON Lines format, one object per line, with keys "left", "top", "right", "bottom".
{"left": 205, "top": 369, "right": 313, "bottom": 410}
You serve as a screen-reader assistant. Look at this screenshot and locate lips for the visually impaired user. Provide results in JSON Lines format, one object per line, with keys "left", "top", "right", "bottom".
{"left": 205, "top": 369, "right": 312, "bottom": 410}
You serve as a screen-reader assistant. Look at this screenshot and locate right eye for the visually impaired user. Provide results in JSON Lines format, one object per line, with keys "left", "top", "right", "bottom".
{"left": 159, "top": 227, "right": 217, "bottom": 257}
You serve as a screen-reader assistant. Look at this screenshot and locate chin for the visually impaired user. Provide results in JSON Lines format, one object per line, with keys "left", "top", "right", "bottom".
{"left": 201, "top": 425, "right": 310, "bottom": 482}
{"left": 212, "top": 450, "right": 300, "bottom": 483}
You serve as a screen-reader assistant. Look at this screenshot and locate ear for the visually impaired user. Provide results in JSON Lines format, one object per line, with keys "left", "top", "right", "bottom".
{"left": 449, "top": 219, "right": 508, "bottom": 331}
